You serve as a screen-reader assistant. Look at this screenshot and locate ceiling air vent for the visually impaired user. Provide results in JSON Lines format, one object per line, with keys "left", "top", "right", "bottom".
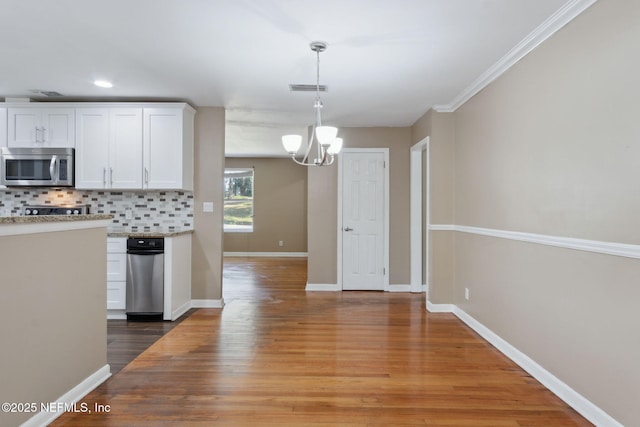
{"left": 40, "top": 91, "right": 64, "bottom": 97}
{"left": 289, "top": 84, "right": 327, "bottom": 93}
{"left": 30, "top": 89, "right": 64, "bottom": 97}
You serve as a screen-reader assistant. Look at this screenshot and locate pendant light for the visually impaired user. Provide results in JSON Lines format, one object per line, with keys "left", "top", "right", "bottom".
{"left": 282, "top": 41, "right": 343, "bottom": 166}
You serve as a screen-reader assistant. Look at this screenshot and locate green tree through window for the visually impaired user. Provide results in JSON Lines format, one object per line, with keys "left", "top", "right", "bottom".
{"left": 224, "top": 168, "right": 254, "bottom": 232}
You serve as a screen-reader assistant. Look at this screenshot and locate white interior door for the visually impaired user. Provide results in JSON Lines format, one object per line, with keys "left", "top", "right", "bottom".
{"left": 341, "top": 151, "right": 386, "bottom": 291}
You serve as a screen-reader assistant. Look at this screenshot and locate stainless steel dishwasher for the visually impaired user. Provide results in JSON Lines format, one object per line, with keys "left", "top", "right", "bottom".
{"left": 126, "top": 238, "right": 164, "bottom": 321}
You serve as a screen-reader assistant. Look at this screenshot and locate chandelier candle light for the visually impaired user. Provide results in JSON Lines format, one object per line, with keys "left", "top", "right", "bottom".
{"left": 282, "top": 41, "right": 343, "bottom": 166}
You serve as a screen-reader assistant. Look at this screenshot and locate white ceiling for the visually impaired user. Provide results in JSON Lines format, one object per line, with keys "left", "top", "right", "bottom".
{"left": 0, "top": 0, "right": 581, "bottom": 157}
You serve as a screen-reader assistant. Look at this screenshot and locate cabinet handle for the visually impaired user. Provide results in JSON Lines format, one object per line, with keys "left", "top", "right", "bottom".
{"left": 110, "top": 167, "right": 114, "bottom": 186}
{"left": 103, "top": 167, "right": 107, "bottom": 186}
{"left": 144, "top": 168, "right": 149, "bottom": 185}
{"left": 34, "top": 126, "right": 41, "bottom": 143}
{"left": 41, "top": 126, "right": 47, "bottom": 143}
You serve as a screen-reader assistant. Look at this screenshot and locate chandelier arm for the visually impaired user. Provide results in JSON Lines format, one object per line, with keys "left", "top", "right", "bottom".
{"left": 290, "top": 154, "right": 319, "bottom": 167}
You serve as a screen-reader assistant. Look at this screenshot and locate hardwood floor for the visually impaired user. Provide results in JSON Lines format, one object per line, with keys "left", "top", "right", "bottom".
{"left": 51, "top": 257, "right": 591, "bottom": 426}
{"left": 107, "top": 310, "right": 196, "bottom": 374}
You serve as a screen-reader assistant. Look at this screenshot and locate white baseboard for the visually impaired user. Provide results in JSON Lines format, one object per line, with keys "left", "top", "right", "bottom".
{"left": 426, "top": 300, "right": 455, "bottom": 313}
{"left": 171, "top": 300, "right": 192, "bottom": 320}
{"left": 106, "top": 310, "right": 126, "bottom": 320}
{"left": 422, "top": 284, "right": 428, "bottom": 293}
{"left": 191, "top": 299, "right": 225, "bottom": 309}
{"left": 224, "top": 251, "right": 308, "bottom": 257}
{"left": 452, "top": 306, "right": 622, "bottom": 427}
{"left": 388, "top": 284, "right": 411, "bottom": 292}
{"left": 22, "top": 365, "right": 111, "bottom": 427}
{"left": 305, "top": 283, "right": 341, "bottom": 291}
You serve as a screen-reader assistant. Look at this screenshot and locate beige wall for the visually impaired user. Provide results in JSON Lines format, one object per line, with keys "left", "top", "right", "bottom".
{"left": 0, "top": 227, "right": 107, "bottom": 426}
{"left": 449, "top": 0, "right": 640, "bottom": 424}
{"left": 224, "top": 158, "right": 307, "bottom": 253}
{"left": 192, "top": 107, "right": 225, "bottom": 300}
{"left": 307, "top": 127, "right": 412, "bottom": 285}
{"left": 411, "top": 110, "right": 455, "bottom": 303}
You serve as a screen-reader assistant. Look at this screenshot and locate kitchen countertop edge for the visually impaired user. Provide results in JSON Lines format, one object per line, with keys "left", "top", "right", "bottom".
{"left": 0, "top": 214, "right": 114, "bottom": 224}
{"left": 108, "top": 229, "right": 194, "bottom": 238}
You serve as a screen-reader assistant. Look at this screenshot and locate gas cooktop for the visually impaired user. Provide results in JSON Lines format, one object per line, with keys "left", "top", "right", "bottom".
{"left": 22, "top": 204, "right": 90, "bottom": 216}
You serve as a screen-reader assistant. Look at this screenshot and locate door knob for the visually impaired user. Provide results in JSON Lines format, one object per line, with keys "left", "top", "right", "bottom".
{"left": 344, "top": 226, "right": 353, "bottom": 232}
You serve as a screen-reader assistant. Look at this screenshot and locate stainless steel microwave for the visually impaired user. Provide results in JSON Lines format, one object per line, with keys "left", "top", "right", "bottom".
{"left": 1, "top": 147, "right": 75, "bottom": 187}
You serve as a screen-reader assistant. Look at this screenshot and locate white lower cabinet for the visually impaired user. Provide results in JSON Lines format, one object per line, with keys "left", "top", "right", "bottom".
{"left": 107, "top": 237, "right": 127, "bottom": 311}
{"left": 106, "top": 234, "right": 192, "bottom": 320}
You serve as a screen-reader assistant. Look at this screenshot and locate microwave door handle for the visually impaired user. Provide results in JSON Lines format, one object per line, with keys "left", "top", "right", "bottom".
{"left": 49, "top": 155, "right": 58, "bottom": 184}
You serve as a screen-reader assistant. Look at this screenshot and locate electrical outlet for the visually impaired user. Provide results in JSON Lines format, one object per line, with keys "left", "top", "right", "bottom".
{"left": 278, "top": 240, "right": 284, "bottom": 247}
{"left": 465, "top": 288, "right": 470, "bottom": 301}
{"left": 203, "top": 202, "right": 214, "bottom": 213}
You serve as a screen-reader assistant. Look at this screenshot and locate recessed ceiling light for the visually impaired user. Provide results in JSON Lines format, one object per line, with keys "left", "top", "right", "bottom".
{"left": 94, "top": 80, "right": 113, "bottom": 88}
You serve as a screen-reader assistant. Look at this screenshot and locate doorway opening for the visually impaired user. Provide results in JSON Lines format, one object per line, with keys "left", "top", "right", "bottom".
{"left": 410, "top": 136, "right": 429, "bottom": 294}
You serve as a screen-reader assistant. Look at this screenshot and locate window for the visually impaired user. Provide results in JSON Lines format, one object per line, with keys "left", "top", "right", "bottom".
{"left": 224, "top": 168, "right": 254, "bottom": 232}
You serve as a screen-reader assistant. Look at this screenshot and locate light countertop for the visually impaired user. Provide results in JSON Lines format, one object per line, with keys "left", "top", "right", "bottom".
{"left": 0, "top": 214, "right": 113, "bottom": 224}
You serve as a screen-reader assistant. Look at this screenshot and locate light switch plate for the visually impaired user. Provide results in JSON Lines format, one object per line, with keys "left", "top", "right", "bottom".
{"left": 203, "top": 202, "right": 214, "bottom": 213}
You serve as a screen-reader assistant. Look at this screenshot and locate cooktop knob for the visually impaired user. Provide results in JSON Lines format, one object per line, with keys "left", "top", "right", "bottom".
{"left": 73, "top": 209, "right": 80, "bottom": 215}
{"left": 66, "top": 209, "right": 72, "bottom": 215}
{"left": 25, "top": 209, "right": 31, "bottom": 215}
{"left": 32, "top": 209, "right": 38, "bottom": 215}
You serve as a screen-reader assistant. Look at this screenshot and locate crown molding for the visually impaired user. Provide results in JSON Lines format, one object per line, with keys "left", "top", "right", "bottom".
{"left": 433, "top": 0, "right": 599, "bottom": 113}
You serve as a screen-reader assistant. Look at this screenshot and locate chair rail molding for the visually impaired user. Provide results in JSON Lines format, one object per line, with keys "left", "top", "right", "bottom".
{"left": 428, "top": 224, "right": 640, "bottom": 260}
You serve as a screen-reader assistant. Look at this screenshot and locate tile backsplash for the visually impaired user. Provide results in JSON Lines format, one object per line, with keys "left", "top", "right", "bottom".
{"left": 0, "top": 189, "right": 194, "bottom": 233}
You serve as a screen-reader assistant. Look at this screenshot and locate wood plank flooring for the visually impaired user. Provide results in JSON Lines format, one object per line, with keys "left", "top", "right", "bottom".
{"left": 51, "top": 257, "right": 591, "bottom": 426}
{"left": 107, "top": 309, "right": 196, "bottom": 374}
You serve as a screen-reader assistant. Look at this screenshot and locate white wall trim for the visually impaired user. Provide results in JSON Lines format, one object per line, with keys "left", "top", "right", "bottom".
{"left": 410, "top": 136, "right": 430, "bottom": 293}
{"left": 305, "top": 283, "right": 341, "bottom": 292}
{"left": 425, "top": 300, "right": 455, "bottom": 313}
{"left": 433, "top": 0, "right": 599, "bottom": 112}
{"left": 0, "top": 218, "right": 112, "bottom": 237}
{"left": 191, "top": 299, "right": 224, "bottom": 309}
{"left": 22, "top": 364, "right": 111, "bottom": 427}
{"left": 429, "top": 224, "right": 640, "bottom": 260}
{"left": 423, "top": 301, "right": 622, "bottom": 426}
{"left": 171, "top": 300, "right": 192, "bottom": 321}
{"left": 452, "top": 307, "right": 623, "bottom": 427}
{"left": 388, "top": 284, "right": 412, "bottom": 293}
{"left": 223, "top": 251, "right": 308, "bottom": 257}
{"left": 428, "top": 224, "right": 455, "bottom": 231}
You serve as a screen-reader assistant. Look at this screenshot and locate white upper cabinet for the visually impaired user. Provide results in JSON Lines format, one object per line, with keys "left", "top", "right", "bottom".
{"left": 109, "top": 109, "right": 144, "bottom": 189}
{"left": 143, "top": 107, "right": 194, "bottom": 190}
{"left": 0, "top": 108, "right": 6, "bottom": 148}
{"left": 75, "top": 108, "right": 143, "bottom": 189}
{"left": 8, "top": 107, "right": 75, "bottom": 147}
{"left": 2, "top": 102, "right": 194, "bottom": 190}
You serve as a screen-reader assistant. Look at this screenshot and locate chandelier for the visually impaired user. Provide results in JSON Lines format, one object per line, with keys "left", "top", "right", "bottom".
{"left": 282, "top": 41, "right": 343, "bottom": 166}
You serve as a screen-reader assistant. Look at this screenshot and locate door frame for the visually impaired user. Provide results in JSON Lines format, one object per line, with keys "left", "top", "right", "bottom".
{"left": 337, "top": 148, "right": 390, "bottom": 291}
{"left": 410, "top": 136, "right": 430, "bottom": 293}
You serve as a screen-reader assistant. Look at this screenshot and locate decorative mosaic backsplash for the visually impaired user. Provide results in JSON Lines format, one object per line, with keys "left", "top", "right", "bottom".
{"left": 0, "top": 189, "right": 194, "bottom": 233}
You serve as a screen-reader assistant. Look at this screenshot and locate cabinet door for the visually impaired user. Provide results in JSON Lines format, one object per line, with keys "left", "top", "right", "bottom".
{"left": 143, "top": 108, "right": 183, "bottom": 189}
{"left": 107, "top": 253, "right": 127, "bottom": 282}
{"left": 7, "top": 108, "right": 39, "bottom": 147}
{"left": 75, "top": 108, "right": 109, "bottom": 189}
{"left": 41, "top": 109, "right": 75, "bottom": 147}
{"left": 0, "top": 108, "right": 6, "bottom": 148}
{"left": 7, "top": 108, "right": 75, "bottom": 147}
{"left": 110, "top": 108, "right": 143, "bottom": 189}
{"left": 107, "top": 281, "right": 126, "bottom": 310}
